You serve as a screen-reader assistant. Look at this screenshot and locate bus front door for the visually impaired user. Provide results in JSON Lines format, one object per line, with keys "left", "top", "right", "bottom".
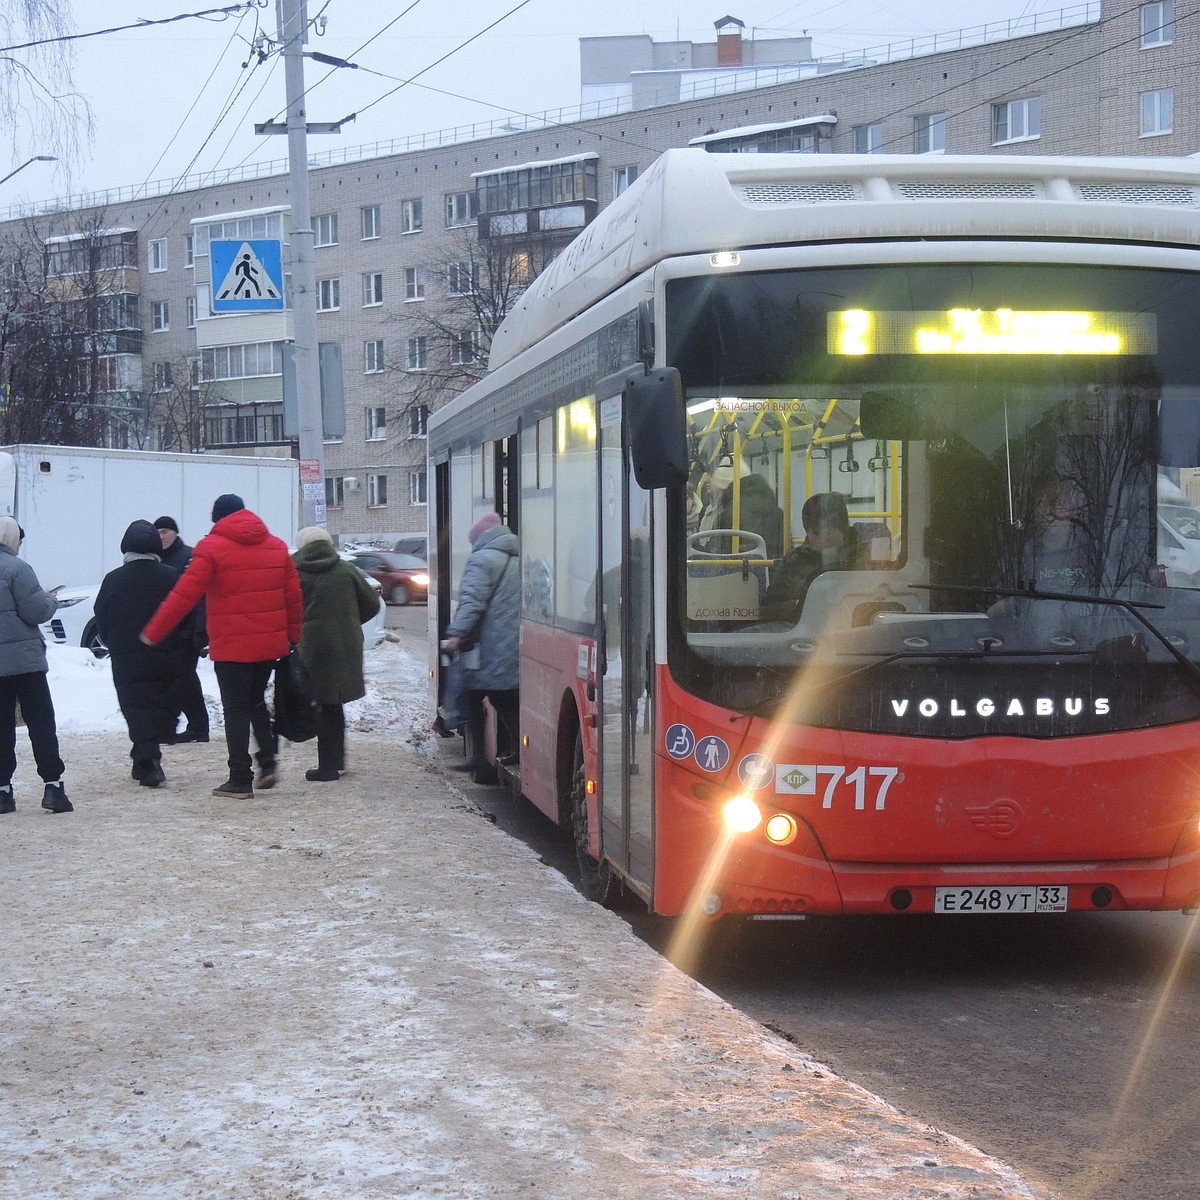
{"left": 598, "top": 399, "right": 654, "bottom": 894}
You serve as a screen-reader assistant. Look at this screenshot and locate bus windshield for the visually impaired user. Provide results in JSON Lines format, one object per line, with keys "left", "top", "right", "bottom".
{"left": 667, "top": 262, "right": 1200, "bottom": 736}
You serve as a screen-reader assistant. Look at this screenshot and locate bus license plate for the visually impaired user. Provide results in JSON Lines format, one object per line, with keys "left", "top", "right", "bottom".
{"left": 934, "top": 885, "right": 1069, "bottom": 914}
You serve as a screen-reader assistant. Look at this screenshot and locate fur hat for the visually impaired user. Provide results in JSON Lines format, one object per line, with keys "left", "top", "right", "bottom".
{"left": 0, "top": 516, "right": 20, "bottom": 553}
{"left": 710, "top": 458, "right": 751, "bottom": 492}
{"left": 467, "top": 511, "right": 501, "bottom": 545}
{"left": 297, "top": 526, "right": 333, "bottom": 549}
{"left": 154, "top": 515, "right": 179, "bottom": 533}
{"left": 120, "top": 519, "right": 162, "bottom": 556}
{"left": 211, "top": 493, "right": 245, "bottom": 522}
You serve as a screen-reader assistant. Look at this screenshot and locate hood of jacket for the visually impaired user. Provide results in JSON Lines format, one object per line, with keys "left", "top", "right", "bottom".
{"left": 211, "top": 508, "right": 270, "bottom": 546}
{"left": 473, "top": 523, "right": 518, "bottom": 558}
{"left": 293, "top": 540, "right": 341, "bottom": 574}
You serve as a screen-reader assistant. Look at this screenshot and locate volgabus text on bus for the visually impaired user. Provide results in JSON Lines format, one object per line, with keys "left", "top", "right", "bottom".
{"left": 890, "top": 694, "right": 1111, "bottom": 720}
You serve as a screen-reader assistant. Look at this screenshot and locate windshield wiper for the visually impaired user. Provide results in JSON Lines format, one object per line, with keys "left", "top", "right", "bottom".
{"left": 910, "top": 581, "right": 1200, "bottom": 691}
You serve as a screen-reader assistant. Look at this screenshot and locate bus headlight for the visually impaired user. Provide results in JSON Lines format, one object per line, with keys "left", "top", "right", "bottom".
{"left": 764, "top": 813, "right": 798, "bottom": 845}
{"left": 722, "top": 794, "right": 761, "bottom": 833}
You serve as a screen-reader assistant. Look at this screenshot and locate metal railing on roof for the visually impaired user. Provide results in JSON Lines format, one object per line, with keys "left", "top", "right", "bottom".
{"left": 0, "top": 2, "right": 1099, "bottom": 223}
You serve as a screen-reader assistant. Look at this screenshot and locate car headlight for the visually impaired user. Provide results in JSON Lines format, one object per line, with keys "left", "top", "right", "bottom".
{"left": 411, "top": 573, "right": 430, "bottom": 587}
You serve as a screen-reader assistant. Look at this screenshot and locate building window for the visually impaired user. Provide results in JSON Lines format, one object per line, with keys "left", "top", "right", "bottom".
{"left": 185, "top": 235, "right": 195, "bottom": 268}
{"left": 450, "top": 329, "right": 482, "bottom": 365}
{"left": 914, "top": 113, "right": 946, "bottom": 154}
{"left": 364, "top": 339, "right": 384, "bottom": 373}
{"left": 613, "top": 164, "right": 639, "bottom": 196}
{"left": 410, "top": 470, "right": 428, "bottom": 507}
{"left": 151, "top": 300, "right": 169, "bottom": 332}
{"left": 1140, "top": 88, "right": 1173, "bottom": 135}
{"left": 445, "top": 190, "right": 478, "bottom": 227}
{"left": 853, "top": 123, "right": 883, "bottom": 154}
{"left": 406, "top": 336, "right": 427, "bottom": 371}
{"left": 326, "top": 476, "right": 345, "bottom": 509}
{"left": 408, "top": 404, "right": 429, "bottom": 438}
{"left": 366, "top": 406, "right": 387, "bottom": 441}
{"left": 186, "top": 295, "right": 197, "bottom": 328}
{"left": 401, "top": 199, "right": 423, "bottom": 234}
{"left": 447, "top": 261, "right": 477, "bottom": 296}
{"left": 314, "top": 212, "right": 339, "bottom": 246}
{"left": 148, "top": 238, "right": 168, "bottom": 272}
{"left": 316, "top": 277, "right": 341, "bottom": 311}
{"left": 200, "top": 341, "right": 284, "bottom": 381}
{"left": 362, "top": 272, "right": 384, "bottom": 306}
{"left": 152, "top": 361, "right": 173, "bottom": 391}
{"left": 476, "top": 157, "right": 598, "bottom": 214}
{"left": 367, "top": 473, "right": 388, "bottom": 508}
{"left": 403, "top": 267, "right": 425, "bottom": 302}
{"left": 361, "top": 204, "right": 381, "bottom": 240}
{"left": 1141, "top": 0, "right": 1174, "bottom": 46}
{"left": 993, "top": 97, "right": 1041, "bottom": 144}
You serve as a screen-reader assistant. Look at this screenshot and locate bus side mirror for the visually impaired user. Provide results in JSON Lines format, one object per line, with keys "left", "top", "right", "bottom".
{"left": 626, "top": 368, "right": 689, "bottom": 490}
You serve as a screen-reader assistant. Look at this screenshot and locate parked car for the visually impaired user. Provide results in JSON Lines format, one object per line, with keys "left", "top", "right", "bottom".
{"left": 351, "top": 551, "right": 430, "bottom": 606}
{"left": 391, "top": 533, "right": 428, "bottom": 558}
{"left": 41, "top": 564, "right": 388, "bottom": 658}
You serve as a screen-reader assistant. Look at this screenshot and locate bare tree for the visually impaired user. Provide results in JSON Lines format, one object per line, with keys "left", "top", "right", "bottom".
{"left": 148, "top": 354, "right": 217, "bottom": 452}
{"left": 0, "top": 1, "right": 92, "bottom": 168}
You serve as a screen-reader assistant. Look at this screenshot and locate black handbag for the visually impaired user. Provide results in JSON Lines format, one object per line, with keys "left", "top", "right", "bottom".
{"left": 273, "top": 649, "right": 319, "bottom": 742}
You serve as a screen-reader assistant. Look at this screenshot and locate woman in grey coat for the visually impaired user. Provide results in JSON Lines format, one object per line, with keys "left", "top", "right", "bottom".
{"left": 0, "top": 517, "right": 70, "bottom": 813}
{"left": 442, "top": 511, "right": 520, "bottom": 774}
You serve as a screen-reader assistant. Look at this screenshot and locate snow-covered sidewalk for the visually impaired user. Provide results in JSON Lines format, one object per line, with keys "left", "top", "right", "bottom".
{"left": 0, "top": 642, "right": 1049, "bottom": 1199}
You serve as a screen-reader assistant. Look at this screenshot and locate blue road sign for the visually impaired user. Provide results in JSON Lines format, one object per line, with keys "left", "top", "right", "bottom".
{"left": 211, "top": 239, "right": 285, "bottom": 312}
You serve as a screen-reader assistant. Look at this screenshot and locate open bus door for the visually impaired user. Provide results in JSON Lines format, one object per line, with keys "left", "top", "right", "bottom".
{"left": 597, "top": 381, "right": 656, "bottom": 892}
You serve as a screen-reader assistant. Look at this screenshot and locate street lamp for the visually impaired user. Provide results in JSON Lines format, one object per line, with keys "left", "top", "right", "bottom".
{"left": 0, "top": 155, "right": 56, "bottom": 188}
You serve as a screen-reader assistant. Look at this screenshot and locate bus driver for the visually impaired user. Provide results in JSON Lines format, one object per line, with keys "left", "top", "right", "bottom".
{"left": 761, "top": 492, "right": 862, "bottom": 624}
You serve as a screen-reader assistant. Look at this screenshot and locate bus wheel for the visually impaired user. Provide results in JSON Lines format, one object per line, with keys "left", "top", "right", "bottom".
{"left": 570, "top": 728, "right": 612, "bottom": 904}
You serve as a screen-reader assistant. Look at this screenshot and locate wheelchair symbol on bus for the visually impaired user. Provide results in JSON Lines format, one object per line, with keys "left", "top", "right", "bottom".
{"left": 695, "top": 735, "right": 730, "bottom": 773}
{"left": 665, "top": 723, "right": 696, "bottom": 760}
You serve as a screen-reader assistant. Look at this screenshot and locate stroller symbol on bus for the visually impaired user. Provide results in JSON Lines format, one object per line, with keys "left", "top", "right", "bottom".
{"left": 694, "top": 735, "right": 730, "bottom": 773}
{"left": 738, "top": 753, "right": 774, "bottom": 791}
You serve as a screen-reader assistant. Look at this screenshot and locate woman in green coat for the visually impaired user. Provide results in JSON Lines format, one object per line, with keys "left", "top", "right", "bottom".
{"left": 293, "top": 527, "right": 381, "bottom": 781}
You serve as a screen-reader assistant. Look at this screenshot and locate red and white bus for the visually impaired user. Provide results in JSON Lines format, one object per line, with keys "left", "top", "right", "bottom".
{"left": 429, "top": 150, "right": 1200, "bottom": 920}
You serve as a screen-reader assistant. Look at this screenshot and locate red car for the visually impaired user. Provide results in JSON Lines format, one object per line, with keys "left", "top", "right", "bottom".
{"left": 350, "top": 551, "right": 429, "bottom": 606}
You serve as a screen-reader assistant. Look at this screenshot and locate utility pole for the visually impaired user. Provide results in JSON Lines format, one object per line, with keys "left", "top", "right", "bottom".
{"left": 275, "top": 0, "right": 323, "bottom": 527}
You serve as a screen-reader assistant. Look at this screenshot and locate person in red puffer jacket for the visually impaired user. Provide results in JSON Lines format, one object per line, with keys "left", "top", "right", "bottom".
{"left": 141, "top": 493, "right": 302, "bottom": 799}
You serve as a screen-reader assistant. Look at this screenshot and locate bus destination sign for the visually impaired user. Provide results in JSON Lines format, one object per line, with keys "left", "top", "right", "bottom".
{"left": 829, "top": 308, "right": 1158, "bottom": 356}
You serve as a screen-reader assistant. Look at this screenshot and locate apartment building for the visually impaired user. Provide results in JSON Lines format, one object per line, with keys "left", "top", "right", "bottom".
{"left": 0, "top": 0, "right": 1189, "bottom": 546}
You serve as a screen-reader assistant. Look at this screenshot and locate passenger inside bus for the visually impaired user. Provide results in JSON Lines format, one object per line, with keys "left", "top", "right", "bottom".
{"left": 761, "top": 492, "right": 864, "bottom": 624}
{"left": 698, "top": 456, "right": 785, "bottom": 560}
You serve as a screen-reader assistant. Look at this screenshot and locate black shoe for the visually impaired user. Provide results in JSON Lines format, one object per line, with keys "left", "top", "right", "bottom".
{"left": 0, "top": 785, "right": 13, "bottom": 814}
{"left": 257, "top": 762, "right": 279, "bottom": 790}
{"left": 431, "top": 715, "right": 456, "bottom": 739}
{"left": 305, "top": 767, "right": 340, "bottom": 782}
{"left": 139, "top": 764, "right": 166, "bottom": 788}
{"left": 174, "top": 730, "right": 210, "bottom": 744}
{"left": 41, "top": 781, "right": 72, "bottom": 813}
{"left": 212, "top": 778, "right": 253, "bottom": 798}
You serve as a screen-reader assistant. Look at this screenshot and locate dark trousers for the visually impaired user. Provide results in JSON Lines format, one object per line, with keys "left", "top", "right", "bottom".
{"left": 0, "top": 671, "right": 64, "bottom": 784}
{"left": 316, "top": 703, "right": 345, "bottom": 772}
{"left": 173, "top": 647, "right": 209, "bottom": 735}
{"left": 130, "top": 737, "right": 161, "bottom": 778}
{"left": 213, "top": 660, "right": 276, "bottom": 784}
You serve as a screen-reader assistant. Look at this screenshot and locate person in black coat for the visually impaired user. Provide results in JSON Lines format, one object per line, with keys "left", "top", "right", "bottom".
{"left": 155, "top": 515, "right": 209, "bottom": 743}
{"left": 94, "top": 521, "right": 187, "bottom": 788}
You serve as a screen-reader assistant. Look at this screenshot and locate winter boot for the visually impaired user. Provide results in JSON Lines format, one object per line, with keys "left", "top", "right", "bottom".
{"left": 256, "top": 758, "right": 279, "bottom": 790}
{"left": 139, "top": 763, "right": 166, "bottom": 788}
{"left": 212, "top": 778, "right": 253, "bottom": 798}
{"left": 305, "top": 767, "right": 340, "bottom": 782}
{"left": 0, "top": 784, "right": 13, "bottom": 814}
{"left": 41, "top": 781, "right": 72, "bottom": 813}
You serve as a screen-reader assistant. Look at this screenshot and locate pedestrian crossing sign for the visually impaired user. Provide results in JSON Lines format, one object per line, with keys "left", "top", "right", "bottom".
{"left": 211, "top": 239, "right": 285, "bottom": 312}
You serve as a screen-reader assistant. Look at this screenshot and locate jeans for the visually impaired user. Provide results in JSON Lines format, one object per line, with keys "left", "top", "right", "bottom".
{"left": 213, "top": 660, "right": 276, "bottom": 784}
{"left": 0, "top": 671, "right": 64, "bottom": 784}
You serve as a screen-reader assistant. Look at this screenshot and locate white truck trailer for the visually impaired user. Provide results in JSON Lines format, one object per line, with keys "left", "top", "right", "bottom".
{"left": 0, "top": 444, "right": 299, "bottom": 590}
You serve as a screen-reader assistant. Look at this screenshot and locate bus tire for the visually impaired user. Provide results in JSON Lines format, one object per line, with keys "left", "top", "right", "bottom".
{"left": 570, "top": 727, "right": 612, "bottom": 905}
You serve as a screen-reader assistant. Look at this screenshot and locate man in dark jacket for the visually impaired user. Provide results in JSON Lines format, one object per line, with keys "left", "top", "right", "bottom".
{"left": 155, "top": 515, "right": 209, "bottom": 743}
{"left": 762, "top": 492, "right": 862, "bottom": 624}
{"left": 706, "top": 458, "right": 785, "bottom": 560}
{"left": 141, "top": 494, "right": 302, "bottom": 798}
{"left": 0, "top": 517, "right": 70, "bottom": 813}
{"left": 95, "top": 521, "right": 185, "bottom": 788}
